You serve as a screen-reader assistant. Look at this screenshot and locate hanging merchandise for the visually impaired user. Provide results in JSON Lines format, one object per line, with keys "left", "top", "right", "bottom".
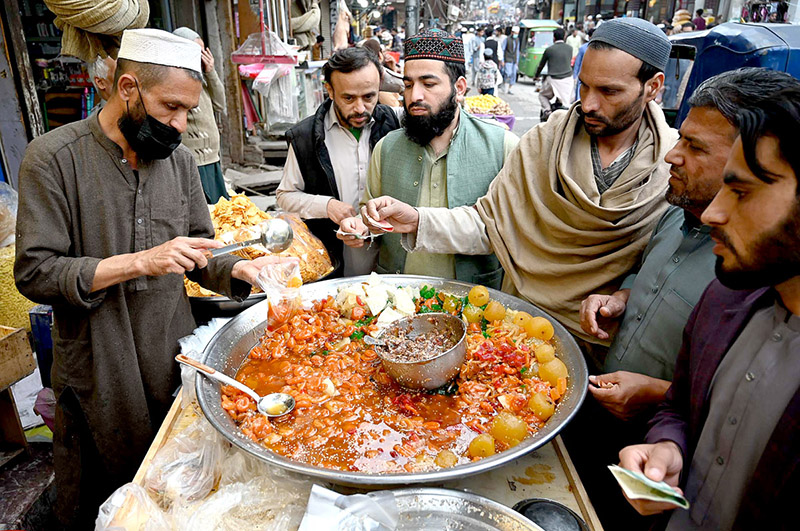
{"left": 231, "top": 30, "right": 298, "bottom": 65}
{"left": 252, "top": 64, "right": 300, "bottom": 133}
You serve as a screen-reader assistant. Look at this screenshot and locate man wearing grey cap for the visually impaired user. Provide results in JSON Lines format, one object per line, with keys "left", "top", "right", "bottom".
{"left": 358, "top": 18, "right": 677, "bottom": 365}
{"left": 14, "top": 28, "right": 288, "bottom": 528}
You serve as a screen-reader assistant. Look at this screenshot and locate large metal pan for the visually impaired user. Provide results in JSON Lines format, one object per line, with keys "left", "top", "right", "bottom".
{"left": 195, "top": 275, "right": 588, "bottom": 486}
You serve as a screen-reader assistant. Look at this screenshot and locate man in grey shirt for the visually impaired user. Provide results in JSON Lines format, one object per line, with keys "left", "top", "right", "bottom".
{"left": 620, "top": 73, "right": 800, "bottom": 530}
{"left": 535, "top": 27, "right": 574, "bottom": 120}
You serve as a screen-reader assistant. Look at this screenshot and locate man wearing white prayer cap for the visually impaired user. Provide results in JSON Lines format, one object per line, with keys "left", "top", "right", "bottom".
{"left": 14, "top": 28, "right": 290, "bottom": 529}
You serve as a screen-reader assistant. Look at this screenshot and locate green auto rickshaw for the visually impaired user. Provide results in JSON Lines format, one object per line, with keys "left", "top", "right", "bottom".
{"left": 518, "top": 19, "right": 561, "bottom": 79}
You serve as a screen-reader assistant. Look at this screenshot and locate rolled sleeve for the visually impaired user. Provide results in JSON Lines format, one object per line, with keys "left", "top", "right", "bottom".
{"left": 276, "top": 146, "right": 333, "bottom": 219}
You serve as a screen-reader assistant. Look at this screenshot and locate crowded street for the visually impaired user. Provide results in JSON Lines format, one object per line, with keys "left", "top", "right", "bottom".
{"left": 0, "top": 1, "right": 799, "bottom": 530}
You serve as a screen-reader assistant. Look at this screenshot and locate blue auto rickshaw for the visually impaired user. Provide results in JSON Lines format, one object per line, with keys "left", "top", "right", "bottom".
{"left": 663, "top": 22, "right": 800, "bottom": 127}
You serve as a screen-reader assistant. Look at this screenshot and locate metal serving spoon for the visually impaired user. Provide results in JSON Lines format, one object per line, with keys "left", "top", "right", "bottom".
{"left": 176, "top": 354, "right": 295, "bottom": 417}
{"left": 204, "top": 218, "right": 294, "bottom": 258}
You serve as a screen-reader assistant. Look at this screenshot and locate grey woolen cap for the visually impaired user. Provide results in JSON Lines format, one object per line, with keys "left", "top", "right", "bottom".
{"left": 591, "top": 18, "right": 671, "bottom": 71}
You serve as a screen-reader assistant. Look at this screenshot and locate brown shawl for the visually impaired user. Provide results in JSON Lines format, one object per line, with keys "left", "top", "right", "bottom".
{"left": 477, "top": 101, "right": 677, "bottom": 344}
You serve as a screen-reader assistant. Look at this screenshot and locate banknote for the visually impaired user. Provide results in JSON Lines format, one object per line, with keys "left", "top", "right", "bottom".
{"left": 608, "top": 465, "right": 690, "bottom": 510}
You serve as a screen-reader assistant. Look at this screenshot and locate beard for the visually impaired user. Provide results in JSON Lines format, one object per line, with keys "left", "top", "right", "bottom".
{"left": 333, "top": 101, "right": 372, "bottom": 129}
{"left": 582, "top": 87, "right": 646, "bottom": 137}
{"left": 118, "top": 102, "right": 149, "bottom": 157}
{"left": 402, "top": 88, "right": 459, "bottom": 146}
{"left": 665, "top": 166, "right": 717, "bottom": 213}
{"left": 713, "top": 199, "right": 800, "bottom": 290}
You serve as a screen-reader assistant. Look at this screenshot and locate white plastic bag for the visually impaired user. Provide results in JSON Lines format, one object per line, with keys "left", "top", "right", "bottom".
{"left": 95, "top": 483, "right": 173, "bottom": 531}
{"left": 143, "top": 416, "right": 227, "bottom": 509}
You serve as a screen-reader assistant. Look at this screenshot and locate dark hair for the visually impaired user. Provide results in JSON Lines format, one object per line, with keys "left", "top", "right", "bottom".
{"left": 688, "top": 68, "right": 800, "bottom": 128}
{"left": 696, "top": 8, "right": 704, "bottom": 15}
{"left": 587, "top": 27, "right": 595, "bottom": 38}
{"left": 316, "top": 35, "right": 324, "bottom": 43}
{"left": 682, "top": 21, "right": 696, "bottom": 30}
{"left": 736, "top": 85, "right": 800, "bottom": 188}
{"left": 587, "top": 40, "right": 661, "bottom": 83}
{"left": 554, "top": 28, "right": 566, "bottom": 41}
{"left": 443, "top": 62, "right": 466, "bottom": 84}
{"left": 323, "top": 47, "right": 382, "bottom": 85}
{"left": 361, "top": 38, "right": 382, "bottom": 58}
{"left": 114, "top": 58, "right": 202, "bottom": 90}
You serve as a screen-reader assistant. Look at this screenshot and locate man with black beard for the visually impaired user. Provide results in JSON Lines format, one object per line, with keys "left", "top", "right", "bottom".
{"left": 277, "top": 47, "right": 400, "bottom": 276}
{"left": 619, "top": 82, "right": 800, "bottom": 530}
{"left": 338, "top": 28, "right": 517, "bottom": 287}
{"left": 354, "top": 18, "right": 677, "bottom": 360}
{"left": 13, "top": 29, "right": 286, "bottom": 529}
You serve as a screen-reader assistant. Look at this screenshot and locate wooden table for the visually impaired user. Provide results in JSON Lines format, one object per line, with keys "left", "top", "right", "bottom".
{"left": 132, "top": 395, "right": 603, "bottom": 530}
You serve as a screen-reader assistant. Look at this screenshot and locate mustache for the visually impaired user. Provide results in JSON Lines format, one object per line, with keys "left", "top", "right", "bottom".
{"left": 583, "top": 111, "right": 610, "bottom": 124}
{"left": 407, "top": 102, "right": 432, "bottom": 112}
{"left": 348, "top": 112, "right": 370, "bottom": 120}
{"left": 710, "top": 228, "right": 735, "bottom": 252}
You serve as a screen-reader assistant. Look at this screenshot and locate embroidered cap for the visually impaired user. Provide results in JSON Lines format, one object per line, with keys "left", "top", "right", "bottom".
{"left": 404, "top": 28, "right": 465, "bottom": 64}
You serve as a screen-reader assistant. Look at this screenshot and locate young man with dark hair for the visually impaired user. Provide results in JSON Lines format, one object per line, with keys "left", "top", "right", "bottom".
{"left": 619, "top": 79, "right": 800, "bottom": 530}
{"left": 338, "top": 29, "right": 518, "bottom": 287}
{"left": 535, "top": 26, "right": 574, "bottom": 119}
{"left": 278, "top": 47, "right": 401, "bottom": 276}
{"left": 692, "top": 9, "right": 707, "bottom": 30}
{"left": 14, "top": 29, "right": 281, "bottom": 529}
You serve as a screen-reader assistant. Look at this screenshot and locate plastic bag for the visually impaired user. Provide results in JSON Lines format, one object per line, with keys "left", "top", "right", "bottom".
{"left": 95, "top": 483, "right": 173, "bottom": 531}
{"left": 231, "top": 31, "right": 297, "bottom": 63}
{"left": 298, "top": 485, "right": 399, "bottom": 531}
{"left": 170, "top": 448, "right": 314, "bottom": 531}
{"left": 251, "top": 64, "right": 299, "bottom": 132}
{"left": 256, "top": 260, "right": 302, "bottom": 328}
{"left": 275, "top": 212, "right": 335, "bottom": 282}
{"left": 0, "top": 181, "right": 18, "bottom": 247}
{"left": 143, "top": 415, "right": 227, "bottom": 509}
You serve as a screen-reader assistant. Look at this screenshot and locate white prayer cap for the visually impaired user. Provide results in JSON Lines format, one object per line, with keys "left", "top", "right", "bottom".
{"left": 118, "top": 28, "right": 202, "bottom": 74}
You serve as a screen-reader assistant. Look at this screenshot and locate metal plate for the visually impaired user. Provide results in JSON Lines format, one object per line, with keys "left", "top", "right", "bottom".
{"left": 196, "top": 275, "right": 588, "bottom": 486}
{"left": 392, "top": 488, "right": 545, "bottom": 530}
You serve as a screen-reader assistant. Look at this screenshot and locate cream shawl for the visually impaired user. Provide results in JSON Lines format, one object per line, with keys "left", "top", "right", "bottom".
{"left": 477, "top": 101, "right": 678, "bottom": 345}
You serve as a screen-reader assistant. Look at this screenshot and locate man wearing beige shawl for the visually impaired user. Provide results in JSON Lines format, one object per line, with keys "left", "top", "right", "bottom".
{"left": 359, "top": 18, "right": 677, "bottom": 367}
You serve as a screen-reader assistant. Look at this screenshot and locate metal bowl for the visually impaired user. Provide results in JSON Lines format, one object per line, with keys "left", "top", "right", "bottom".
{"left": 195, "top": 275, "right": 588, "bottom": 486}
{"left": 375, "top": 313, "right": 466, "bottom": 390}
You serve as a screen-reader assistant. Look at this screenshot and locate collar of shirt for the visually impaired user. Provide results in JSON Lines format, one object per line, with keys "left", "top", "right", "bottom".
{"left": 681, "top": 211, "right": 712, "bottom": 236}
{"left": 325, "top": 104, "right": 375, "bottom": 136}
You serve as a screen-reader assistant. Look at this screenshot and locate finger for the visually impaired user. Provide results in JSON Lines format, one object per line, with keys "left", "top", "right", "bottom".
{"left": 618, "top": 445, "right": 648, "bottom": 474}
{"left": 183, "top": 247, "right": 209, "bottom": 269}
{"left": 172, "top": 252, "right": 197, "bottom": 272}
{"left": 184, "top": 237, "right": 223, "bottom": 249}
{"left": 364, "top": 200, "right": 383, "bottom": 222}
{"left": 581, "top": 297, "right": 602, "bottom": 333}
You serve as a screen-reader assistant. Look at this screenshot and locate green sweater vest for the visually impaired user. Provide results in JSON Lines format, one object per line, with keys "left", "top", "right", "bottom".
{"left": 377, "top": 110, "right": 506, "bottom": 288}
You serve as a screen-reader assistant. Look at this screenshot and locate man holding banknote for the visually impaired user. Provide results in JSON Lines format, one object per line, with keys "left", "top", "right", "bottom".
{"left": 618, "top": 83, "right": 800, "bottom": 530}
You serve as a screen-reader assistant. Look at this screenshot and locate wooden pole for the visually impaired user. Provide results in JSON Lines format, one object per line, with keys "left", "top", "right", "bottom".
{"left": 216, "top": 0, "right": 246, "bottom": 164}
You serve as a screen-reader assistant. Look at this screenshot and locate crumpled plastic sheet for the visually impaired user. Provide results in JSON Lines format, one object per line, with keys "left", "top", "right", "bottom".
{"left": 97, "top": 415, "right": 316, "bottom": 531}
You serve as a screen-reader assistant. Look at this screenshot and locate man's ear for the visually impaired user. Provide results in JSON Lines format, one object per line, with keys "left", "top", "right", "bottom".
{"left": 325, "top": 82, "right": 334, "bottom": 101}
{"left": 455, "top": 76, "right": 468, "bottom": 97}
{"left": 645, "top": 72, "right": 665, "bottom": 103}
{"left": 116, "top": 73, "right": 138, "bottom": 102}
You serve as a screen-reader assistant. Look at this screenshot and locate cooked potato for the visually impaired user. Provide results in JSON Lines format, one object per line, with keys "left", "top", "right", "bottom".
{"left": 528, "top": 392, "right": 556, "bottom": 420}
{"left": 468, "top": 285, "right": 490, "bottom": 307}
{"left": 434, "top": 449, "right": 459, "bottom": 468}
{"left": 513, "top": 311, "right": 533, "bottom": 329}
{"left": 538, "top": 358, "right": 568, "bottom": 387}
{"left": 462, "top": 303, "right": 484, "bottom": 324}
{"left": 527, "top": 316, "right": 555, "bottom": 340}
{"left": 534, "top": 343, "right": 556, "bottom": 364}
{"left": 489, "top": 411, "right": 527, "bottom": 447}
{"left": 483, "top": 300, "right": 506, "bottom": 322}
{"left": 468, "top": 433, "right": 496, "bottom": 458}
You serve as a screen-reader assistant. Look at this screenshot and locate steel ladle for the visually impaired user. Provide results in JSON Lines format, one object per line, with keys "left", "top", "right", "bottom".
{"left": 203, "top": 218, "right": 294, "bottom": 258}
{"left": 176, "top": 354, "right": 295, "bottom": 417}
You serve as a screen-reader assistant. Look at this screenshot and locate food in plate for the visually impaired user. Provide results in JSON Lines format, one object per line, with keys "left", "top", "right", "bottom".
{"left": 184, "top": 195, "right": 333, "bottom": 297}
{"left": 465, "top": 94, "right": 513, "bottom": 116}
{"left": 219, "top": 278, "right": 569, "bottom": 473}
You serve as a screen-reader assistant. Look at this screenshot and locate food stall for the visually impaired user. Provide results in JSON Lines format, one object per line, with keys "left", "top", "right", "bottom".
{"left": 465, "top": 94, "right": 517, "bottom": 131}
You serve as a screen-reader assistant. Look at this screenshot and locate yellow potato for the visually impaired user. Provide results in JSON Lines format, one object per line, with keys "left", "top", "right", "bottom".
{"left": 434, "top": 449, "right": 459, "bottom": 468}
{"left": 489, "top": 411, "right": 527, "bottom": 447}
{"left": 534, "top": 343, "right": 556, "bottom": 364}
{"left": 538, "top": 358, "right": 568, "bottom": 387}
{"left": 468, "top": 433, "right": 496, "bottom": 458}
{"left": 527, "top": 316, "right": 555, "bottom": 340}
{"left": 483, "top": 300, "right": 506, "bottom": 322}
{"left": 528, "top": 392, "right": 556, "bottom": 420}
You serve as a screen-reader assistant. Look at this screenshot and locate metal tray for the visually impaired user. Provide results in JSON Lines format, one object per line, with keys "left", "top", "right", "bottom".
{"left": 195, "top": 275, "right": 588, "bottom": 486}
{"left": 392, "top": 488, "right": 544, "bottom": 530}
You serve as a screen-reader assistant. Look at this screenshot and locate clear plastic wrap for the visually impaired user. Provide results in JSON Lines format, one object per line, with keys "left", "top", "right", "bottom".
{"left": 0, "top": 181, "right": 18, "bottom": 247}
{"left": 298, "top": 485, "right": 399, "bottom": 531}
{"left": 256, "top": 261, "right": 302, "bottom": 328}
{"left": 95, "top": 483, "right": 173, "bottom": 531}
{"left": 143, "top": 415, "right": 227, "bottom": 509}
{"left": 178, "top": 320, "right": 231, "bottom": 407}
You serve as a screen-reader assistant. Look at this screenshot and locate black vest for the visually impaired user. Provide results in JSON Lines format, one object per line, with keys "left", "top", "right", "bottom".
{"left": 285, "top": 100, "right": 401, "bottom": 274}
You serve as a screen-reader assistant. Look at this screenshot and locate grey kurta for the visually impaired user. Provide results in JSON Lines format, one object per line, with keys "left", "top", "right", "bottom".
{"left": 14, "top": 113, "right": 249, "bottom": 490}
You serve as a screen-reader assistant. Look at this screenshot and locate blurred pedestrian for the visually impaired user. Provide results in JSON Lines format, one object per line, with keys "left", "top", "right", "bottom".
{"left": 87, "top": 55, "right": 117, "bottom": 113}
{"left": 312, "top": 35, "right": 325, "bottom": 61}
{"left": 172, "top": 27, "right": 229, "bottom": 204}
{"left": 536, "top": 27, "right": 574, "bottom": 121}
{"left": 501, "top": 26, "right": 521, "bottom": 94}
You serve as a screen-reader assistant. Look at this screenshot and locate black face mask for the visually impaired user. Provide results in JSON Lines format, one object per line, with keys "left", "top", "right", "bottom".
{"left": 118, "top": 80, "right": 182, "bottom": 160}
